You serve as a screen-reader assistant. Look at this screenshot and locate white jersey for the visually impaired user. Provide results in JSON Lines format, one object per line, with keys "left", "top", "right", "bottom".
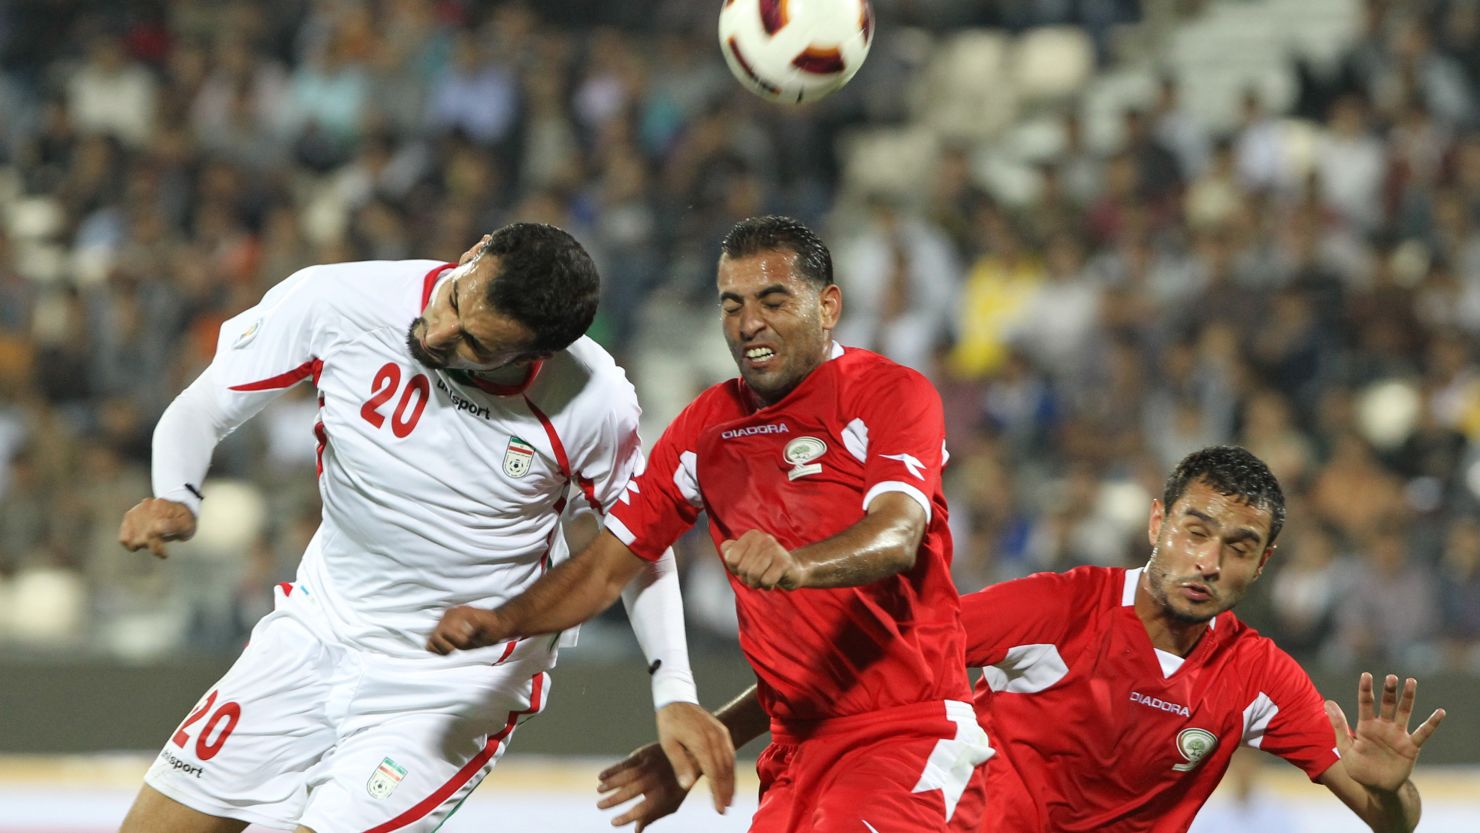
{"left": 157, "top": 260, "right": 645, "bottom": 661}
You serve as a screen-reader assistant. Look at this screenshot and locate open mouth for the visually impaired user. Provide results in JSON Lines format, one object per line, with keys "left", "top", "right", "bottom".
{"left": 744, "top": 346, "right": 777, "bottom": 367}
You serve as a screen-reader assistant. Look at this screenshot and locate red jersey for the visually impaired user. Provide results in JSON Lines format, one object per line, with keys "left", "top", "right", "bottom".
{"left": 607, "top": 345, "right": 970, "bottom": 722}
{"left": 962, "top": 566, "right": 1339, "bottom": 833}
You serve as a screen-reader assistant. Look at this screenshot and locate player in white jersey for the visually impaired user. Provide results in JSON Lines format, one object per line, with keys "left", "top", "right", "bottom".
{"left": 117, "top": 224, "right": 735, "bottom": 833}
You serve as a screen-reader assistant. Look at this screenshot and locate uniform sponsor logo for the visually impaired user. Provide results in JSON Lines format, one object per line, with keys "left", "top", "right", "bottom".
{"left": 1173, "top": 728, "right": 1218, "bottom": 771}
{"left": 367, "top": 756, "right": 408, "bottom": 799}
{"left": 721, "top": 423, "right": 790, "bottom": 439}
{"left": 435, "top": 378, "right": 492, "bottom": 420}
{"left": 232, "top": 317, "right": 262, "bottom": 349}
{"left": 503, "top": 436, "right": 536, "bottom": 478}
{"left": 784, "top": 436, "right": 826, "bottom": 480}
{"left": 159, "top": 749, "right": 204, "bottom": 779}
{"left": 1130, "top": 691, "right": 1191, "bottom": 717}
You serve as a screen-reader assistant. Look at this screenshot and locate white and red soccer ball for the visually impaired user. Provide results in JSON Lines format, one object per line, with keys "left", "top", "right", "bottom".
{"left": 718, "top": 0, "right": 875, "bottom": 104}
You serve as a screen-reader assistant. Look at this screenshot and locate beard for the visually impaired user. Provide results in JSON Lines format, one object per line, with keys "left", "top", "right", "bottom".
{"left": 406, "top": 319, "right": 448, "bottom": 369}
{"left": 1144, "top": 548, "right": 1229, "bottom": 624}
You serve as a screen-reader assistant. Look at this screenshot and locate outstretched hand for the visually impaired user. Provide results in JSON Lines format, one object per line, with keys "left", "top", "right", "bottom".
{"left": 1325, "top": 672, "right": 1445, "bottom": 793}
{"left": 425, "top": 606, "right": 513, "bottom": 654}
{"left": 597, "top": 741, "right": 689, "bottom": 831}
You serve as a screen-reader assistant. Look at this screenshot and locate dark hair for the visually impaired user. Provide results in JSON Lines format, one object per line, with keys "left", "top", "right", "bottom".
{"left": 1163, "top": 446, "right": 1287, "bottom": 546}
{"left": 719, "top": 215, "right": 834, "bottom": 288}
{"left": 479, "top": 223, "right": 599, "bottom": 353}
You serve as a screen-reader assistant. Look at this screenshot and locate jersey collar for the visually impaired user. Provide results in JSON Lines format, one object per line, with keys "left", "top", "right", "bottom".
{"left": 420, "top": 263, "right": 457, "bottom": 310}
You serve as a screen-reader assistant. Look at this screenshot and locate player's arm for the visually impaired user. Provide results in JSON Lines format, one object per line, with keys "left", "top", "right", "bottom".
{"left": 721, "top": 491, "right": 925, "bottom": 590}
{"left": 428, "top": 529, "right": 646, "bottom": 651}
{"left": 120, "top": 267, "right": 331, "bottom": 558}
{"left": 1316, "top": 673, "right": 1445, "bottom": 833}
{"left": 598, "top": 685, "right": 768, "bottom": 830}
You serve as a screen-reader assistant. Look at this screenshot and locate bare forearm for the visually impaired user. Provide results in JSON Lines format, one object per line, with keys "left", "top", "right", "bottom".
{"left": 497, "top": 531, "right": 644, "bottom": 637}
{"left": 792, "top": 503, "right": 921, "bottom": 588}
{"left": 714, "top": 684, "right": 769, "bottom": 748}
{"left": 1364, "top": 780, "right": 1421, "bottom": 833}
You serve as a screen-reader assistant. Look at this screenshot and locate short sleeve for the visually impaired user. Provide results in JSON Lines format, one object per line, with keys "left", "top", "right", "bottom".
{"left": 208, "top": 265, "right": 340, "bottom": 414}
{"left": 1241, "top": 647, "right": 1341, "bottom": 781}
{"left": 849, "top": 365, "right": 946, "bottom": 521}
{"left": 566, "top": 373, "right": 646, "bottom": 517}
{"left": 961, "top": 570, "right": 1084, "bottom": 668}
{"left": 604, "top": 403, "right": 706, "bottom": 562}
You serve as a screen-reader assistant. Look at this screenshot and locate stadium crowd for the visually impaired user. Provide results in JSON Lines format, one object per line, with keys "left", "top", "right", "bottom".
{"left": 0, "top": 0, "right": 1477, "bottom": 675}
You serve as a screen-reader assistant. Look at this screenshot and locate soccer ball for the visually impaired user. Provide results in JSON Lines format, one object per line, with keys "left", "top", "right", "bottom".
{"left": 718, "top": 0, "right": 875, "bottom": 104}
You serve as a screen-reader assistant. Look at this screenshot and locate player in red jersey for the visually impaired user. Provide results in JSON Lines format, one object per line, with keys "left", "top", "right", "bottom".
{"left": 598, "top": 446, "right": 1445, "bottom": 833}
{"left": 428, "top": 215, "right": 992, "bottom": 833}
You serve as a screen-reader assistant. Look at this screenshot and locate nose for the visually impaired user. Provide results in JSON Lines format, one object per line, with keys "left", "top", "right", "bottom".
{"left": 423, "top": 315, "right": 459, "bottom": 351}
{"left": 738, "top": 304, "right": 768, "bottom": 341}
{"left": 1192, "top": 544, "right": 1221, "bottom": 578}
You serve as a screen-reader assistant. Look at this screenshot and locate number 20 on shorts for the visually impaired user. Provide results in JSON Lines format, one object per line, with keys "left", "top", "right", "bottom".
{"left": 171, "top": 690, "right": 242, "bottom": 761}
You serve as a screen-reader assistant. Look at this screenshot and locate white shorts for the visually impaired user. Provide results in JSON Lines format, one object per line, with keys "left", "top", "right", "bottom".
{"left": 144, "top": 585, "right": 553, "bottom": 833}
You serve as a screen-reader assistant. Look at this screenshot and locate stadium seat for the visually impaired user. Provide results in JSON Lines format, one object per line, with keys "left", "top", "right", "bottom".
{"left": 1011, "top": 27, "right": 1095, "bottom": 108}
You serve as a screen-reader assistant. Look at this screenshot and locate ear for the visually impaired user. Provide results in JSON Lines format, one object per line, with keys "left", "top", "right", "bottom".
{"left": 1147, "top": 499, "right": 1165, "bottom": 547}
{"left": 819, "top": 283, "right": 842, "bottom": 331}
{"left": 1254, "top": 545, "right": 1275, "bottom": 580}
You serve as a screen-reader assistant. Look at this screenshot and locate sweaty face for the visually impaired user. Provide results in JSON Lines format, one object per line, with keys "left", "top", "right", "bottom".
{"left": 717, "top": 251, "right": 841, "bottom": 406}
{"left": 407, "top": 255, "right": 542, "bottom": 372}
{"left": 1143, "top": 479, "right": 1274, "bottom": 624}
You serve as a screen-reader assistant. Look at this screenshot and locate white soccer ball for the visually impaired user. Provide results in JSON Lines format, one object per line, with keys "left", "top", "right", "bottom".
{"left": 718, "top": 0, "right": 875, "bottom": 104}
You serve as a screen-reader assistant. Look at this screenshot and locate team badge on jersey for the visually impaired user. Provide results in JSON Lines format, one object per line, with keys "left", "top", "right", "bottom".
{"left": 784, "top": 436, "right": 827, "bottom": 480}
{"left": 366, "top": 757, "right": 407, "bottom": 799}
{"left": 503, "top": 436, "right": 536, "bottom": 478}
{"left": 232, "top": 316, "right": 263, "bottom": 349}
{"left": 1172, "top": 728, "right": 1217, "bottom": 771}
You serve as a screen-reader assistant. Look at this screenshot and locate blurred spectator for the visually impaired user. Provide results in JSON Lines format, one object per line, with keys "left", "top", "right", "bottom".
{"left": 66, "top": 34, "right": 158, "bottom": 148}
{"left": 1335, "top": 523, "right": 1441, "bottom": 668}
{"left": 1440, "top": 516, "right": 1480, "bottom": 670}
{"left": 834, "top": 195, "right": 961, "bottom": 372}
{"left": 1267, "top": 523, "right": 1347, "bottom": 661}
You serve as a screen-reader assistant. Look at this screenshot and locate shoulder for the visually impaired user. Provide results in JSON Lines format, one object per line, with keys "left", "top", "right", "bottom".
{"left": 836, "top": 347, "right": 940, "bottom": 400}
{"left": 1221, "top": 615, "right": 1315, "bottom": 686}
{"left": 269, "top": 259, "right": 447, "bottom": 322}
{"left": 531, "top": 337, "right": 639, "bottom": 421}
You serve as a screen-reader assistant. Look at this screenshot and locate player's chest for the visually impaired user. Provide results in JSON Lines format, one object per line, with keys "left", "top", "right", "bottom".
{"left": 696, "top": 409, "right": 867, "bottom": 499}
{"left": 1065, "top": 620, "right": 1245, "bottom": 778}
{"left": 314, "top": 337, "right": 568, "bottom": 498}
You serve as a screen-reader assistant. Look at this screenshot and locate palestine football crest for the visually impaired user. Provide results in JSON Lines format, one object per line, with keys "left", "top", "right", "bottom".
{"left": 503, "top": 436, "right": 535, "bottom": 478}
{"left": 1172, "top": 728, "right": 1217, "bottom": 771}
{"left": 784, "top": 436, "right": 827, "bottom": 481}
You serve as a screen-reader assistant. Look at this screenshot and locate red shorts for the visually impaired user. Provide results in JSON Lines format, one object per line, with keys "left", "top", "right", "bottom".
{"left": 750, "top": 700, "right": 992, "bottom": 833}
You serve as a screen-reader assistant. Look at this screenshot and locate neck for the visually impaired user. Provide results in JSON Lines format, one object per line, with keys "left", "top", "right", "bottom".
{"left": 1134, "top": 573, "right": 1211, "bottom": 657}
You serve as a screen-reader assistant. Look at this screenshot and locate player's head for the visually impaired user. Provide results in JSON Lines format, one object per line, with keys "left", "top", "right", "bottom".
{"left": 1143, "top": 446, "right": 1286, "bottom": 624}
{"left": 408, "top": 223, "right": 599, "bottom": 371}
{"left": 717, "top": 215, "right": 842, "bottom": 405}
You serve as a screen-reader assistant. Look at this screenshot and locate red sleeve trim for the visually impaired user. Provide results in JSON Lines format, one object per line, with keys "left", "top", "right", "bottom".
{"left": 228, "top": 358, "right": 323, "bottom": 392}
{"left": 361, "top": 671, "right": 547, "bottom": 833}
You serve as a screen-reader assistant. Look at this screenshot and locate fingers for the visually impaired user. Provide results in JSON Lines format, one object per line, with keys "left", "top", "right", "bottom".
{"left": 1394, "top": 676, "right": 1417, "bottom": 727}
{"left": 1379, "top": 674, "right": 1400, "bottom": 721}
{"left": 1411, "top": 708, "right": 1446, "bottom": 748}
{"left": 147, "top": 537, "right": 169, "bottom": 559}
{"left": 425, "top": 607, "right": 501, "bottom": 654}
{"left": 1357, "top": 671, "right": 1376, "bottom": 723}
{"left": 659, "top": 736, "right": 699, "bottom": 791}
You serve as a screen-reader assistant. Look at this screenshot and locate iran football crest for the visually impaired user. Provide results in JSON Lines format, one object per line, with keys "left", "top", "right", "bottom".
{"left": 366, "top": 757, "right": 407, "bottom": 799}
{"left": 503, "top": 437, "right": 535, "bottom": 478}
{"left": 1172, "top": 728, "right": 1217, "bottom": 771}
